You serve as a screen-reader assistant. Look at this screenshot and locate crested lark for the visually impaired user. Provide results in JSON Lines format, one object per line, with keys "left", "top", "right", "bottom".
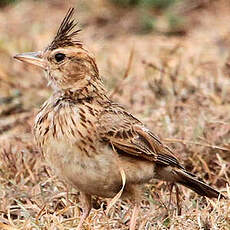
{"left": 14, "top": 8, "right": 224, "bottom": 230}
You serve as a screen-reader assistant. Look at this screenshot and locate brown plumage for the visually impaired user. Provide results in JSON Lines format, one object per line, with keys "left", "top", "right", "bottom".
{"left": 49, "top": 8, "right": 82, "bottom": 50}
{"left": 14, "top": 8, "right": 224, "bottom": 230}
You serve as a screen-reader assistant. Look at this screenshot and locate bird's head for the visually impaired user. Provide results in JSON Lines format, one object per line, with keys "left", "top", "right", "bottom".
{"left": 14, "top": 8, "right": 99, "bottom": 93}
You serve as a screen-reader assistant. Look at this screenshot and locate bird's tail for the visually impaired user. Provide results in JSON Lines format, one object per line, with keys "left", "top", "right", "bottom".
{"left": 174, "top": 168, "right": 225, "bottom": 199}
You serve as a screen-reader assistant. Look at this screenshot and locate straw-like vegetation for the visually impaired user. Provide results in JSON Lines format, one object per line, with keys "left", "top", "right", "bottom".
{"left": 0, "top": 0, "right": 229, "bottom": 229}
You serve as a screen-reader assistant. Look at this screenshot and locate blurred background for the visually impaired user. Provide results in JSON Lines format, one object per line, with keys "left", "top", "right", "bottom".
{"left": 0, "top": 0, "right": 230, "bottom": 229}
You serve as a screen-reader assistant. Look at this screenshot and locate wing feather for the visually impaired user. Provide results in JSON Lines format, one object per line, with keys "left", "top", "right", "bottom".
{"left": 97, "top": 104, "right": 183, "bottom": 169}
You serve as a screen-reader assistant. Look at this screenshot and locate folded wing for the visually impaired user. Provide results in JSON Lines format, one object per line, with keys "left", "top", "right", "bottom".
{"left": 97, "top": 103, "right": 184, "bottom": 169}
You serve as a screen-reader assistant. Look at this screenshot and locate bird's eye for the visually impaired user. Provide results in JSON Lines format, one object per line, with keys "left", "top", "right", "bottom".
{"left": 54, "top": 53, "right": 66, "bottom": 62}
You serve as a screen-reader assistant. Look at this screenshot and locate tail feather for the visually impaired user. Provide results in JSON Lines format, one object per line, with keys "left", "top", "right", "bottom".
{"left": 175, "top": 169, "right": 225, "bottom": 199}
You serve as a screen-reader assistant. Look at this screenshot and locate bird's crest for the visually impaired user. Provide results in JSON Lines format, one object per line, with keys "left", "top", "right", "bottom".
{"left": 49, "top": 8, "right": 82, "bottom": 50}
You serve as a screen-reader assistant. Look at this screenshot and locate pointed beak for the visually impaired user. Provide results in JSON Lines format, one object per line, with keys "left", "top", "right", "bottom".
{"left": 14, "top": 51, "right": 46, "bottom": 69}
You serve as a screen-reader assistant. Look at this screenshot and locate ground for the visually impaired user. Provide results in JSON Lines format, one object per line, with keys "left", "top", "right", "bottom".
{"left": 0, "top": 0, "right": 229, "bottom": 229}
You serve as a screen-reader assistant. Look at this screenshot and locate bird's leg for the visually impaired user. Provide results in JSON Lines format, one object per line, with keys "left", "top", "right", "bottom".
{"left": 175, "top": 184, "right": 181, "bottom": 215}
{"left": 168, "top": 182, "right": 174, "bottom": 211}
{"left": 76, "top": 192, "right": 92, "bottom": 230}
{"left": 168, "top": 183, "right": 182, "bottom": 215}
{"left": 129, "top": 202, "right": 140, "bottom": 230}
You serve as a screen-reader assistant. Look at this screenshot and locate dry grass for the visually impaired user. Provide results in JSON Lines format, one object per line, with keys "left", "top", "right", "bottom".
{"left": 0, "top": 0, "right": 230, "bottom": 229}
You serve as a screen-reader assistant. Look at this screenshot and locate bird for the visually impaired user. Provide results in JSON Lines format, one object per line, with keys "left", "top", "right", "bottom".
{"left": 14, "top": 8, "right": 224, "bottom": 230}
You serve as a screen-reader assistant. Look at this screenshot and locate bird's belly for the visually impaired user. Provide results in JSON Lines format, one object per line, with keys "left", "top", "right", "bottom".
{"left": 43, "top": 139, "right": 155, "bottom": 198}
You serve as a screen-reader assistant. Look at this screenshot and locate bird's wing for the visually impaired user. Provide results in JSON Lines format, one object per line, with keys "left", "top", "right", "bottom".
{"left": 97, "top": 104, "right": 184, "bottom": 169}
